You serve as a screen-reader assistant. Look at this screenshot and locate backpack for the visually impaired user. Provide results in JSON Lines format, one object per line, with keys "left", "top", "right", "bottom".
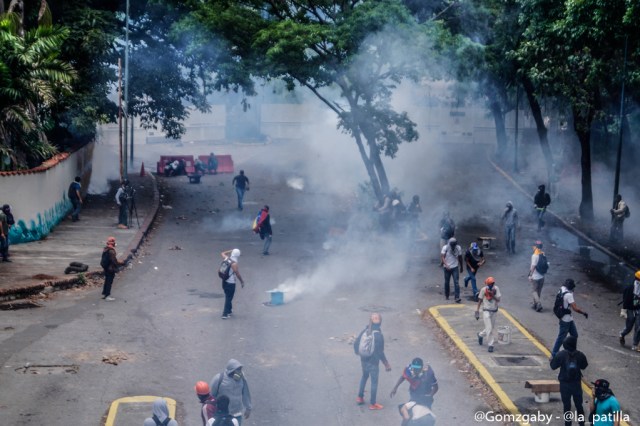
{"left": 356, "top": 328, "right": 377, "bottom": 357}
{"left": 152, "top": 415, "right": 171, "bottom": 426}
{"left": 100, "top": 250, "right": 111, "bottom": 270}
{"left": 217, "top": 258, "right": 233, "bottom": 281}
{"left": 624, "top": 205, "right": 630, "bottom": 218}
{"left": 564, "top": 352, "right": 580, "bottom": 381}
{"left": 535, "top": 253, "right": 549, "bottom": 274}
{"left": 553, "top": 291, "right": 571, "bottom": 319}
{"left": 212, "top": 415, "right": 237, "bottom": 426}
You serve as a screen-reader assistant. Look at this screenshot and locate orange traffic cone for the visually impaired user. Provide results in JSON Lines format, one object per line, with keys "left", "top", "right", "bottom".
{"left": 140, "top": 162, "right": 145, "bottom": 177}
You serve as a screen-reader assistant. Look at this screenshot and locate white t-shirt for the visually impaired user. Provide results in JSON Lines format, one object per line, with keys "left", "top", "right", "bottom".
{"left": 530, "top": 252, "right": 547, "bottom": 280}
{"left": 206, "top": 417, "right": 239, "bottom": 426}
{"left": 560, "top": 286, "right": 575, "bottom": 322}
{"left": 441, "top": 244, "right": 462, "bottom": 269}
{"left": 479, "top": 285, "right": 501, "bottom": 311}
{"left": 403, "top": 401, "right": 436, "bottom": 425}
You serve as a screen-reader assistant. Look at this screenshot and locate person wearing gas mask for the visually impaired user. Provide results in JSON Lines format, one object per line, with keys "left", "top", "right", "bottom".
{"left": 389, "top": 357, "right": 438, "bottom": 409}
{"left": 209, "top": 359, "right": 252, "bottom": 425}
{"left": 501, "top": 201, "right": 519, "bottom": 254}
{"left": 475, "top": 277, "right": 502, "bottom": 353}
{"left": 589, "top": 379, "right": 622, "bottom": 426}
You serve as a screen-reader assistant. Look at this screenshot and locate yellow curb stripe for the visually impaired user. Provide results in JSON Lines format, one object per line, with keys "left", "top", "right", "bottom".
{"left": 429, "top": 305, "right": 529, "bottom": 426}
{"left": 105, "top": 395, "right": 177, "bottom": 426}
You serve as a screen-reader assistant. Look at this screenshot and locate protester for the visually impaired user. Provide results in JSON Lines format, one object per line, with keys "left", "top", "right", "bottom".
{"left": 438, "top": 211, "right": 455, "bottom": 249}
{"left": 475, "top": 277, "right": 501, "bottom": 353}
{"left": 0, "top": 205, "right": 10, "bottom": 262}
{"left": 406, "top": 195, "right": 422, "bottom": 237}
{"left": 528, "top": 240, "right": 548, "bottom": 312}
{"left": 232, "top": 170, "right": 250, "bottom": 211}
{"left": 100, "top": 236, "right": 125, "bottom": 301}
{"left": 610, "top": 194, "right": 629, "bottom": 244}
{"left": 398, "top": 395, "right": 437, "bottom": 426}
{"left": 441, "top": 237, "right": 463, "bottom": 303}
{"left": 68, "top": 176, "right": 83, "bottom": 222}
{"left": 533, "top": 184, "right": 551, "bottom": 231}
{"left": 195, "top": 158, "right": 206, "bottom": 175}
{"left": 143, "top": 398, "right": 178, "bottom": 426}
{"left": 220, "top": 249, "right": 245, "bottom": 319}
{"left": 1, "top": 205, "right": 14, "bottom": 259}
{"left": 618, "top": 270, "right": 640, "bottom": 351}
{"left": 208, "top": 395, "right": 239, "bottom": 426}
{"left": 255, "top": 206, "right": 272, "bottom": 255}
{"left": 175, "top": 159, "right": 187, "bottom": 176}
{"left": 389, "top": 357, "right": 438, "bottom": 409}
{"left": 209, "top": 359, "right": 252, "bottom": 425}
{"left": 115, "top": 179, "right": 129, "bottom": 229}
{"left": 463, "top": 242, "right": 485, "bottom": 301}
{"left": 195, "top": 381, "right": 216, "bottom": 426}
{"left": 550, "top": 336, "right": 588, "bottom": 426}
{"left": 501, "top": 201, "right": 519, "bottom": 254}
{"left": 550, "top": 279, "right": 589, "bottom": 359}
{"left": 354, "top": 312, "right": 391, "bottom": 410}
{"left": 590, "top": 379, "right": 622, "bottom": 426}
{"left": 208, "top": 152, "right": 219, "bottom": 174}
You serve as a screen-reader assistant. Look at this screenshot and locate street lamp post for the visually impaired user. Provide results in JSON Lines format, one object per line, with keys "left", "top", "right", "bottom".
{"left": 123, "top": 0, "right": 130, "bottom": 176}
{"left": 612, "top": 35, "right": 628, "bottom": 207}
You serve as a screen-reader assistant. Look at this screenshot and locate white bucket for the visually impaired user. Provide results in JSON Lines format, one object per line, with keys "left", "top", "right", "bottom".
{"left": 497, "top": 326, "right": 511, "bottom": 345}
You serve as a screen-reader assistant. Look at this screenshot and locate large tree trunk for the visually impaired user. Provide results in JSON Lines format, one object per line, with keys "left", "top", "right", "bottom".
{"left": 522, "top": 77, "right": 554, "bottom": 182}
{"left": 352, "top": 129, "right": 383, "bottom": 201}
{"left": 489, "top": 99, "right": 508, "bottom": 162}
{"left": 573, "top": 106, "right": 594, "bottom": 221}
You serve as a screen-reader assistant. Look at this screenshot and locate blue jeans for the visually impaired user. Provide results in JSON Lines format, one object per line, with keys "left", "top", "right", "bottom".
{"left": 222, "top": 282, "right": 236, "bottom": 316}
{"left": 505, "top": 225, "right": 516, "bottom": 252}
{"left": 235, "top": 187, "right": 245, "bottom": 210}
{"left": 71, "top": 199, "right": 81, "bottom": 221}
{"left": 358, "top": 360, "right": 380, "bottom": 404}
{"left": 551, "top": 320, "right": 578, "bottom": 358}
{"left": 444, "top": 267, "right": 460, "bottom": 300}
{"left": 118, "top": 202, "right": 128, "bottom": 226}
{"left": 621, "top": 309, "right": 640, "bottom": 346}
{"left": 262, "top": 234, "right": 272, "bottom": 254}
{"left": 464, "top": 267, "right": 478, "bottom": 297}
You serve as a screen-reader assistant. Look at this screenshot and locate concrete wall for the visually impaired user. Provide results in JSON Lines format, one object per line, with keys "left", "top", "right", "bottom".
{"left": 0, "top": 143, "right": 94, "bottom": 243}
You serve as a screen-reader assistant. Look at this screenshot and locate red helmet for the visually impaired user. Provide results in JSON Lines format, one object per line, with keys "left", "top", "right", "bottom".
{"left": 485, "top": 277, "right": 496, "bottom": 285}
{"left": 194, "top": 381, "right": 210, "bottom": 395}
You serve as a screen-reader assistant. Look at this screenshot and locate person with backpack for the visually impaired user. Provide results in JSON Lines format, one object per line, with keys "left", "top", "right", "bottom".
{"left": 67, "top": 176, "right": 83, "bottom": 222}
{"left": 219, "top": 249, "right": 245, "bottom": 319}
{"left": 609, "top": 194, "right": 629, "bottom": 244}
{"left": 143, "top": 397, "right": 178, "bottom": 426}
{"left": 589, "top": 379, "right": 622, "bottom": 426}
{"left": 101, "top": 236, "right": 125, "bottom": 301}
{"left": 208, "top": 395, "right": 239, "bottom": 426}
{"left": 354, "top": 312, "right": 391, "bottom": 410}
{"left": 528, "top": 241, "right": 548, "bottom": 312}
{"left": 441, "top": 237, "right": 464, "bottom": 303}
{"left": 195, "top": 381, "right": 217, "bottom": 425}
{"left": 550, "top": 336, "right": 588, "bottom": 426}
{"left": 209, "top": 359, "right": 251, "bottom": 425}
{"left": 618, "top": 270, "right": 640, "bottom": 351}
{"left": 551, "top": 279, "right": 589, "bottom": 359}
{"left": 533, "top": 184, "right": 551, "bottom": 231}
{"left": 389, "top": 357, "right": 438, "bottom": 409}
{"left": 475, "top": 277, "right": 502, "bottom": 353}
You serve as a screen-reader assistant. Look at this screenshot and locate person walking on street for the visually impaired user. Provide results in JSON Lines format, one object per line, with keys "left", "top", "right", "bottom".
{"left": 100, "top": 236, "right": 125, "bottom": 301}
{"left": 441, "top": 237, "right": 463, "bottom": 303}
{"left": 550, "top": 279, "right": 589, "bottom": 358}
{"left": 475, "top": 277, "right": 502, "bottom": 353}
{"left": 255, "top": 205, "right": 272, "bottom": 255}
{"left": 220, "top": 249, "right": 245, "bottom": 319}
{"left": 354, "top": 312, "right": 392, "bottom": 410}
{"left": 68, "top": 176, "right": 83, "bottom": 222}
{"left": 619, "top": 270, "right": 640, "bottom": 351}
{"left": 115, "top": 180, "right": 130, "bottom": 229}
{"left": 209, "top": 359, "right": 252, "bottom": 425}
{"left": 195, "top": 381, "right": 217, "bottom": 426}
{"left": 528, "top": 240, "right": 549, "bottom": 312}
{"left": 232, "top": 170, "right": 250, "bottom": 211}
{"left": 143, "top": 398, "right": 178, "bottom": 426}
{"left": 550, "top": 336, "right": 588, "bottom": 426}
{"left": 463, "top": 242, "right": 485, "bottom": 301}
{"left": 1, "top": 205, "right": 14, "bottom": 259}
{"left": 590, "top": 379, "right": 622, "bottom": 426}
{"left": 208, "top": 152, "right": 218, "bottom": 174}
{"left": 610, "top": 194, "right": 629, "bottom": 244}
{"left": 0, "top": 206, "right": 10, "bottom": 262}
{"left": 501, "top": 201, "right": 519, "bottom": 254}
{"left": 438, "top": 211, "right": 455, "bottom": 249}
{"left": 389, "top": 357, "right": 438, "bottom": 409}
{"left": 208, "top": 395, "right": 239, "bottom": 426}
{"left": 534, "top": 184, "right": 551, "bottom": 231}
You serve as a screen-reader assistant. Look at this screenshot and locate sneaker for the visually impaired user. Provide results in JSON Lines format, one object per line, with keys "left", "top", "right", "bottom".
{"left": 117, "top": 224, "right": 128, "bottom": 229}
{"left": 356, "top": 397, "right": 365, "bottom": 405}
{"left": 536, "top": 304, "right": 543, "bottom": 312}
{"left": 262, "top": 252, "right": 269, "bottom": 255}
{"left": 369, "top": 403, "right": 384, "bottom": 410}
{"left": 105, "top": 297, "right": 115, "bottom": 301}
{"left": 488, "top": 346, "right": 494, "bottom": 353}
{"left": 445, "top": 296, "right": 449, "bottom": 300}
{"left": 620, "top": 335, "right": 626, "bottom": 346}
{"left": 464, "top": 278, "right": 469, "bottom": 288}
{"left": 221, "top": 315, "right": 229, "bottom": 319}
{"left": 478, "top": 333, "right": 483, "bottom": 346}
{"left": 455, "top": 298, "right": 462, "bottom": 304}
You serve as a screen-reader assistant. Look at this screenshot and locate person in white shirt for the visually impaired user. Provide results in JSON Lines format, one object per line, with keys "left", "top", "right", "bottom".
{"left": 550, "top": 279, "right": 589, "bottom": 358}
{"left": 528, "top": 240, "right": 547, "bottom": 312}
{"left": 440, "top": 237, "right": 463, "bottom": 303}
{"left": 475, "top": 277, "right": 502, "bottom": 353}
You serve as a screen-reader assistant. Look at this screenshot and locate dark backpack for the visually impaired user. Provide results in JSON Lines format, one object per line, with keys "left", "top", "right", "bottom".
{"left": 217, "top": 258, "right": 233, "bottom": 281}
{"left": 355, "top": 328, "right": 377, "bottom": 357}
{"left": 553, "top": 291, "right": 571, "bottom": 319}
{"left": 100, "top": 250, "right": 111, "bottom": 270}
{"left": 535, "top": 253, "right": 549, "bottom": 274}
{"left": 564, "top": 352, "right": 580, "bottom": 381}
{"left": 152, "top": 415, "right": 171, "bottom": 426}
{"left": 213, "top": 414, "right": 236, "bottom": 426}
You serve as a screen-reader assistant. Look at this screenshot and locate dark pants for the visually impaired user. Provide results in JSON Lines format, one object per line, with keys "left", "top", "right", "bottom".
{"left": 222, "top": 281, "right": 236, "bottom": 316}
{"left": 0, "top": 235, "right": 8, "bottom": 260}
{"left": 358, "top": 360, "right": 380, "bottom": 404}
{"left": 610, "top": 219, "right": 624, "bottom": 243}
{"left": 71, "top": 199, "right": 81, "bottom": 221}
{"left": 444, "top": 267, "right": 460, "bottom": 299}
{"left": 103, "top": 272, "right": 115, "bottom": 297}
{"left": 551, "top": 320, "right": 578, "bottom": 358}
{"left": 505, "top": 225, "right": 516, "bottom": 253}
{"left": 621, "top": 309, "right": 640, "bottom": 346}
{"left": 118, "top": 202, "right": 128, "bottom": 226}
{"left": 560, "top": 381, "right": 585, "bottom": 426}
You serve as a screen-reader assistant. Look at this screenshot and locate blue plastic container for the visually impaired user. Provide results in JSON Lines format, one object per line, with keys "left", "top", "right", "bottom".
{"left": 268, "top": 290, "right": 284, "bottom": 305}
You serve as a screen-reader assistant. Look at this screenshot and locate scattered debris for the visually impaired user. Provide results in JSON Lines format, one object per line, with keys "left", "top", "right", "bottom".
{"left": 102, "top": 352, "right": 128, "bottom": 365}
{"left": 169, "top": 246, "right": 182, "bottom": 251}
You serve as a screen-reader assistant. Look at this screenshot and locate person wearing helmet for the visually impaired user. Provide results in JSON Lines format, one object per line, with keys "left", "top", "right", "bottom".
{"left": 100, "top": 236, "right": 125, "bottom": 301}
{"left": 475, "top": 277, "right": 502, "bottom": 353}
{"left": 441, "top": 237, "right": 463, "bottom": 303}
{"left": 115, "top": 179, "right": 130, "bottom": 229}
{"left": 501, "top": 201, "right": 519, "bottom": 254}
{"left": 195, "top": 381, "right": 217, "bottom": 425}
{"left": 618, "top": 270, "right": 640, "bottom": 351}
{"left": 389, "top": 357, "right": 438, "bottom": 409}
{"left": 464, "top": 242, "right": 485, "bottom": 301}
{"left": 589, "top": 379, "right": 622, "bottom": 426}
{"left": 220, "top": 249, "right": 245, "bottom": 319}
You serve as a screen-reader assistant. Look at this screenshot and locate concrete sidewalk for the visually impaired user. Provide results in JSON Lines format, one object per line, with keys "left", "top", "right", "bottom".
{"left": 430, "top": 305, "right": 631, "bottom": 426}
{"left": 0, "top": 173, "right": 159, "bottom": 302}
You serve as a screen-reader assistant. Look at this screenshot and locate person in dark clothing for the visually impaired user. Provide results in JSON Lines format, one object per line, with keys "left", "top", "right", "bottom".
{"left": 354, "top": 312, "right": 392, "bottom": 410}
{"left": 463, "top": 242, "right": 485, "bottom": 301}
{"left": 68, "top": 176, "right": 83, "bottom": 222}
{"left": 390, "top": 357, "right": 438, "bottom": 409}
{"left": 550, "top": 336, "right": 588, "bottom": 426}
{"left": 256, "top": 205, "right": 272, "bottom": 255}
{"left": 534, "top": 184, "right": 551, "bottom": 231}
{"left": 208, "top": 152, "right": 219, "bottom": 174}
{"left": 101, "top": 236, "right": 125, "bottom": 301}
{"left": 211, "top": 395, "right": 240, "bottom": 426}
{"left": 232, "top": 170, "right": 250, "bottom": 210}
{"left": 619, "top": 270, "right": 640, "bottom": 351}
{"left": 0, "top": 205, "right": 10, "bottom": 262}
{"left": 175, "top": 159, "right": 187, "bottom": 176}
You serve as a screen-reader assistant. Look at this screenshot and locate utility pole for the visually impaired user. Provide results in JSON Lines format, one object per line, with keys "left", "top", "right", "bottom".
{"left": 613, "top": 35, "right": 628, "bottom": 207}
{"left": 514, "top": 85, "right": 519, "bottom": 173}
{"left": 123, "top": 0, "right": 130, "bottom": 176}
{"left": 118, "top": 58, "right": 123, "bottom": 181}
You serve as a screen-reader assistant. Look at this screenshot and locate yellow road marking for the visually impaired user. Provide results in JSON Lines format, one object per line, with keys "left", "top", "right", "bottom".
{"left": 105, "top": 395, "right": 177, "bottom": 426}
